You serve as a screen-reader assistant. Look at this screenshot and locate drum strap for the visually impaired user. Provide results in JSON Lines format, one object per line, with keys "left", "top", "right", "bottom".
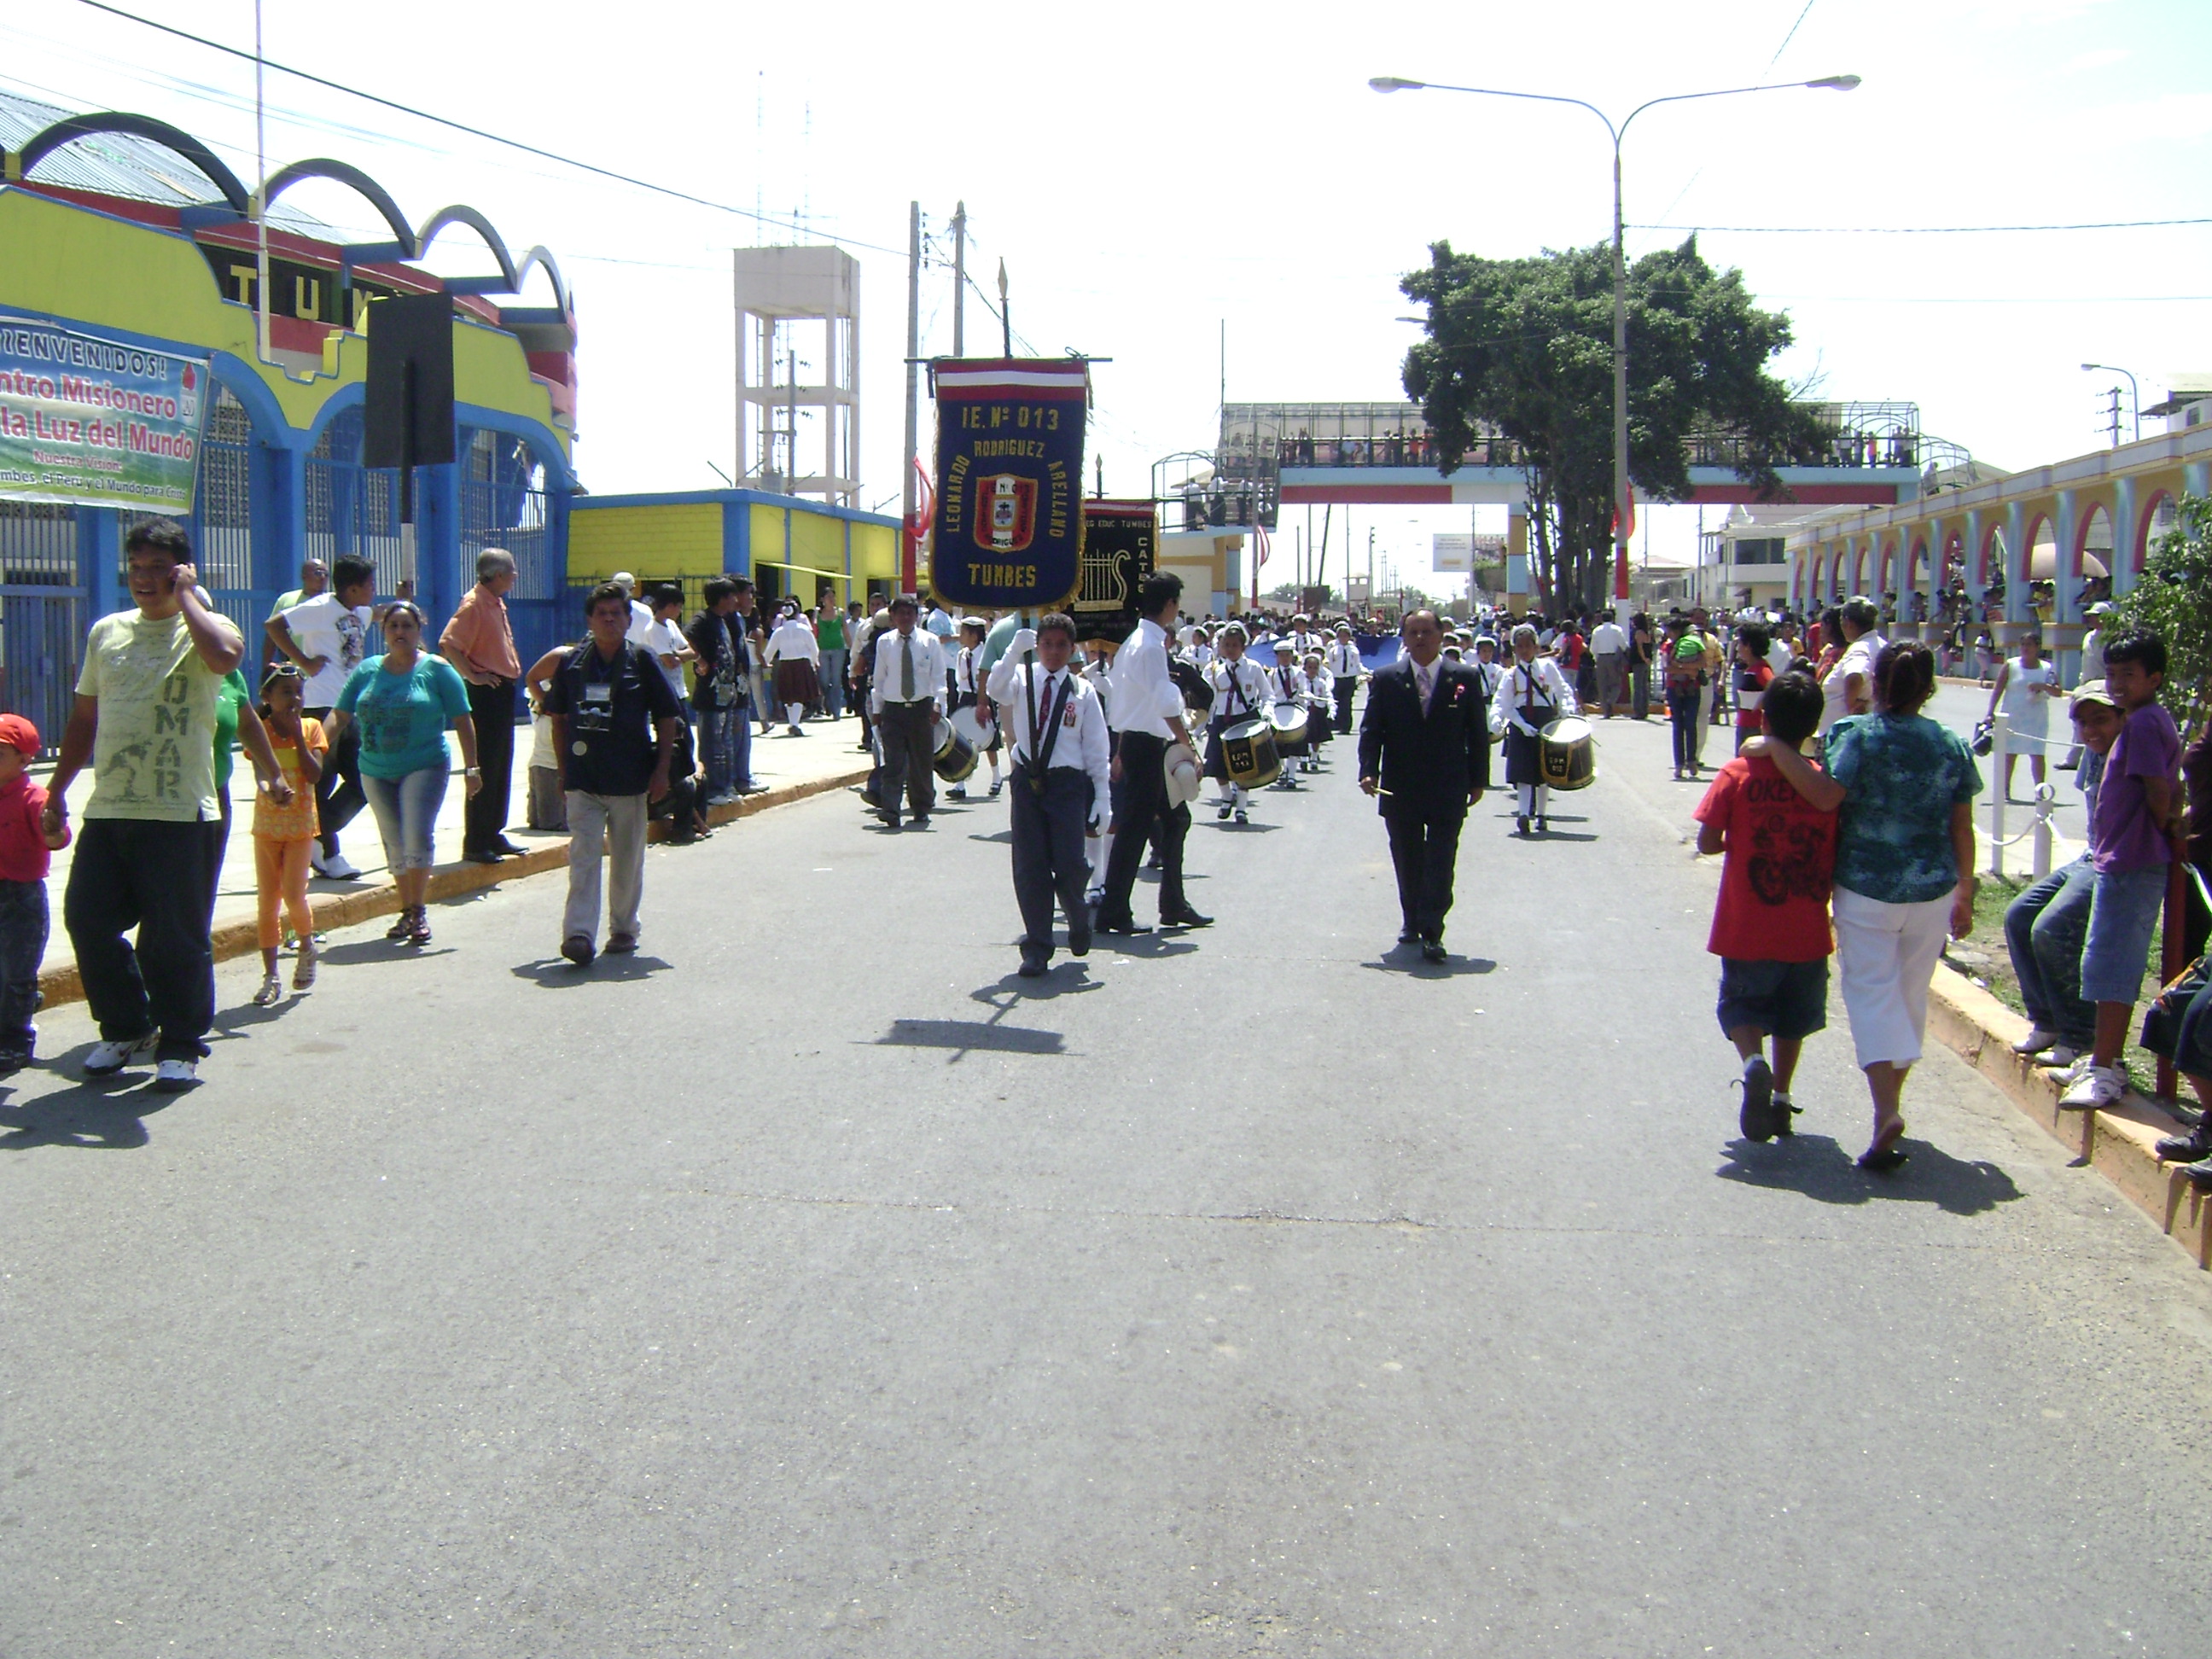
{"left": 1024, "top": 668, "right": 1077, "bottom": 793}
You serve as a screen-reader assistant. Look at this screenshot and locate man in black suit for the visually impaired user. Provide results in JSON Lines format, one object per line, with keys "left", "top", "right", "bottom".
{"left": 1357, "top": 609, "right": 1491, "bottom": 963}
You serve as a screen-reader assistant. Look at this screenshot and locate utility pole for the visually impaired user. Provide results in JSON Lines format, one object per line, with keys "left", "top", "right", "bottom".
{"left": 901, "top": 200, "right": 920, "bottom": 594}
{"left": 951, "top": 201, "right": 967, "bottom": 357}
{"left": 2106, "top": 386, "right": 2123, "bottom": 451}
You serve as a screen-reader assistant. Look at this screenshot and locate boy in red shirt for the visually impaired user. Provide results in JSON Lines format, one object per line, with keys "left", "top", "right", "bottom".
{"left": 1693, "top": 672, "right": 1834, "bottom": 1140}
{"left": 0, "top": 713, "right": 71, "bottom": 1073}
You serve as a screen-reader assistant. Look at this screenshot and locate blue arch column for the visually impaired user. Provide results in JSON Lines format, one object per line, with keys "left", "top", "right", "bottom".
{"left": 75, "top": 507, "right": 121, "bottom": 619}
{"left": 414, "top": 463, "right": 460, "bottom": 621}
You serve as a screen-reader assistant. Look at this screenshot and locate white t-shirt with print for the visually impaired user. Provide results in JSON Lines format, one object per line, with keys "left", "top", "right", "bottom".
{"left": 279, "top": 593, "right": 372, "bottom": 707}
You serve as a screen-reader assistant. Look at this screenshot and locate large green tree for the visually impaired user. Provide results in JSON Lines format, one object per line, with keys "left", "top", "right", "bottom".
{"left": 1400, "top": 237, "right": 1825, "bottom": 611}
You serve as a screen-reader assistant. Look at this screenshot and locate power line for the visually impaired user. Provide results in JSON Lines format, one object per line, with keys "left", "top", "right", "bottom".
{"left": 1636, "top": 216, "right": 2212, "bottom": 234}
{"left": 72, "top": 0, "right": 909, "bottom": 258}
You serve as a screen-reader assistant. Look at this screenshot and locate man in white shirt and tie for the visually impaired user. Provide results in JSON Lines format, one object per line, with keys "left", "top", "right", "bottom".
{"left": 988, "top": 613, "right": 1113, "bottom": 976}
{"left": 869, "top": 594, "right": 948, "bottom": 830}
{"left": 1327, "top": 622, "right": 1365, "bottom": 734}
{"left": 1097, "top": 572, "right": 1209, "bottom": 934}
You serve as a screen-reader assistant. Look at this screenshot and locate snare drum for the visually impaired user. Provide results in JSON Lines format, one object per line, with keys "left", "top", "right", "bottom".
{"left": 950, "top": 703, "right": 997, "bottom": 757}
{"left": 1220, "top": 718, "right": 1282, "bottom": 789}
{"left": 931, "top": 717, "right": 980, "bottom": 783}
{"left": 1537, "top": 716, "right": 1596, "bottom": 790}
{"left": 1269, "top": 700, "right": 1309, "bottom": 757}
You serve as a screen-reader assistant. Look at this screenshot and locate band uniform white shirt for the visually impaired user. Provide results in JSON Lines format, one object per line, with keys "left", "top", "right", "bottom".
{"left": 765, "top": 615, "right": 819, "bottom": 667}
{"left": 1327, "top": 640, "right": 1363, "bottom": 679}
{"left": 1204, "top": 656, "right": 1272, "bottom": 723}
{"left": 1498, "top": 657, "right": 1575, "bottom": 736}
{"left": 1268, "top": 661, "right": 1311, "bottom": 705}
{"left": 998, "top": 661, "right": 1112, "bottom": 819}
{"left": 1304, "top": 674, "right": 1336, "bottom": 719}
{"left": 1104, "top": 616, "right": 1185, "bottom": 739}
{"left": 871, "top": 627, "right": 948, "bottom": 714}
{"left": 955, "top": 644, "right": 982, "bottom": 697}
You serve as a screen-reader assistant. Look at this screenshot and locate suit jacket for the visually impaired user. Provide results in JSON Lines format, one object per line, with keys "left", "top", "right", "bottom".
{"left": 1357, "top": 656, "right": 1491, "bottom": 817}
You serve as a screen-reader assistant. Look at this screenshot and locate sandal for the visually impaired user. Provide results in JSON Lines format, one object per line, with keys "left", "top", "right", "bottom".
{"left": 1858, "top": 1115, "right": 1908, "bottom": 1173}
{"left": 386, "top": 910, "right": 414, "bottom": 941}
{"left": 407, "top": 906, "right": 432, "bottom": 946}
{"left": 292, "top": 939, "right": 318, "bottom": 992}
{"left": 251, "top": 974, "right": 283, "bottom": 1007}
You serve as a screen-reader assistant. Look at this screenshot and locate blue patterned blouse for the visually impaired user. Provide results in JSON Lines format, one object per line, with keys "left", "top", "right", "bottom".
{"left": 1824, "top": 712, "right": 1983, "bottom": 905}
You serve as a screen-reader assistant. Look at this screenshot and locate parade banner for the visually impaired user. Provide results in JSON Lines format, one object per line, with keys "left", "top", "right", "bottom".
{"left": 928, "top": 357, "right": 1088, "bottom": 611}
{"left": 0, "top": 317, "right": 208, "bottom": 513}
{"left": 1072, "top": 498, "right": 1155, "bottom": 645}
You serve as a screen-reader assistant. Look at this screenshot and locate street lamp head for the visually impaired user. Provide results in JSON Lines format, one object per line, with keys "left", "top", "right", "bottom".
{"left": 1804, "top": 73, "right": 1861, "bottom": 90}
{"left": 1368, "top": 76, "right": 1425, "bottom": 94}
{"left": 2081, "top": 362, "right": 2103, "bottom": 372}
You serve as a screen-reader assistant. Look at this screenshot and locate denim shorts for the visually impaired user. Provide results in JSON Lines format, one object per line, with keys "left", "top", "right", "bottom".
{"left": 361, "top": 765, "right": 450, "bottom": 872}
{"left": 1717, "top": 957, "right": 1830, "bottom": 1041}
{"left": 2080, "top": 863, "right": 2167, "bottom": 1005}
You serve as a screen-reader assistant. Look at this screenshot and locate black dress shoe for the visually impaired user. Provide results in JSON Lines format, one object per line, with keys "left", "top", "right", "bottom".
{"left": 1420, "top": 940, "right": 1448, "bottom": 963}
{"left": 492, "top": 838, "right": 530, "bottom": 856}
{"left": 1095, "top": 917, "right": 1152, "bottom": 935}
{"left": 1017, "top": 958, "right": 1048, "bottom": 978}
{"left": 1397, "top": 928, "right": 1419, "bottom": 945}
{"left": 1162, "top": 907, "right": 1213, "bottom": 928}
{"left": 910, "top": 815, "right": 931, "bottom": 830}
{"left": 1068, "top": 930, "right": 1091, "bottom": 958}
{"left": 463, "top": 847, "right": 503, "bottom": 864}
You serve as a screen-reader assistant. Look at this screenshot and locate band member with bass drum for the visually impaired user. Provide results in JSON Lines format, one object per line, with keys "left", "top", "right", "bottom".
{"left": 1497, "top": 623, "right": 1577, "bottom": 837}
{"left": 1357, "top": 609, "right": 1490, "bottom": 963}
{"left": 1203, "top": 623, "right": 1272, "bottom": 825}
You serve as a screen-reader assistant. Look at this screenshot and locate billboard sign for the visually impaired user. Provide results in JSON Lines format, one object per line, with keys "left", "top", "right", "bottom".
{"left": 0, "top": 316, "right": 208, "bottom": 514}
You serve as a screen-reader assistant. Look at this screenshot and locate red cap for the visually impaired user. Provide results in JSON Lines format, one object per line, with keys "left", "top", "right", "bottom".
{"left": 0, "top": 714, "right": 39, "bottom": 756}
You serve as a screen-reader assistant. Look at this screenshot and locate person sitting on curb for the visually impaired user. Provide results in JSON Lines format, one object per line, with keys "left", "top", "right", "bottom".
{"left": 2003, "top": 683, "right": 2121, "bottom": 1074}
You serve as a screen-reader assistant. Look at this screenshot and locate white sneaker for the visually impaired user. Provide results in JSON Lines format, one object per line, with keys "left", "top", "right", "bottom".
{"left": 319, "top": 852, "right": 362, "bottom": 880}
{"left": 2038, "top": 1045, "right": 2081, "bottom": 1072}
{"left": 2011, "top": 1026, "right": 2058, "bottom": 1056}
{"left": 2058, "top": 1063, "right": 2124, "bottom": 1110}
{"left": 151, "top": 1057, "right": 198, "bottom": 1092}
{"left": 82, "top": 1032, "right": 158, "bottom": 1075}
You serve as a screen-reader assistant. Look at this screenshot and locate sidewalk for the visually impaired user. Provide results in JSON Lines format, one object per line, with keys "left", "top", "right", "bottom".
{"left": 30, "top": 712, "right": 875, "bottom": 1003}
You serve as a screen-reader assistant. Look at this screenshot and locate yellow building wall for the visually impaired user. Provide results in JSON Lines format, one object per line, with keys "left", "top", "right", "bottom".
{"left": 568, "top": 504, "right": 722, "bottom": 585}
{"left": 852, "top": 521, "right": 898, "bottom": 589}
{"left": 0, "top": 187, "right": 568, "bottom": 451}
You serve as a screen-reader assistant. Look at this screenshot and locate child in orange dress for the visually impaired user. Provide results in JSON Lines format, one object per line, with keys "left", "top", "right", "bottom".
{"left": 251, "top": 666, "right": 326, "bottom": 1005}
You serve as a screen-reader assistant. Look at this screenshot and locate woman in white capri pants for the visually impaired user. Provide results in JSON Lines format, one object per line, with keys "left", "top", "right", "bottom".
{"left": 1758, "top": 641, "right": 1983, "bottom": 1171}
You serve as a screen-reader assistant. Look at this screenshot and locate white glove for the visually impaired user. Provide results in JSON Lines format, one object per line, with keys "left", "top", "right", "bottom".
{"left": 1009, "top": 628, "right": 1039, "bottom": 655}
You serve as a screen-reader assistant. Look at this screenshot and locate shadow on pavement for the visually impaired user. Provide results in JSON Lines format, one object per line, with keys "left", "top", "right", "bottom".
{"left": 970, "top": 970, "right": 1101, "bottom": 1004}
{"left": 1362, "top": 946, "right": 1497, "bottom": 978}
{"left": 511, "top": 954, "right": 674, "bottom": 987}
{"left": 874, "top": 1018, "right": 1065, "bottom": 1057}
{"left": 967, "top": 831, "right": 1015, "bottom": 845}
{"left": 1716, "top": 1132, "right": 2024, "bottom": 1216}
{"left": 317, "top": 940, "right": 459, "bottom": 967}
{"left": 0, "top": 1068, "right": 178, "bottom": 1151}
{"left": 1197, "top": 819, "right": 1281, "bottom": 834}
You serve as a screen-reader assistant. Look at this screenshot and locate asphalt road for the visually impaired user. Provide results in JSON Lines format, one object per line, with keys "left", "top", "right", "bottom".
{"left": 3, "top": 714, "right": 2210, "bottom": 1656}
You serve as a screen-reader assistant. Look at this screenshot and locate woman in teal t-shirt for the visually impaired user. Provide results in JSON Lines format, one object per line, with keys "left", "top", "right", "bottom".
{"left": 328, "top": 602, "right": 481, "bottom": 946}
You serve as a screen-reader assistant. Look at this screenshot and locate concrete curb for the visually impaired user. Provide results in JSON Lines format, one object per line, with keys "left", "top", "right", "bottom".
{"left": 1927, "top": 963, "right": 2212, "bottom": 1266}
{"left": 34, "top": 764, "right": 871, "bottom": 1012}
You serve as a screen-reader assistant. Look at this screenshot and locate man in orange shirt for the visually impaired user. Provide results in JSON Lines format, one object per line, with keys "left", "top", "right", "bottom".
{"left": 439, "top": 548, "right": 527, "bottom": 864}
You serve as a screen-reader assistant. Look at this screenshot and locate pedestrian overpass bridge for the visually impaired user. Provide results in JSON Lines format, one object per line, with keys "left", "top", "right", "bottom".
{"left": 1172, "top": 400, "right": 1936, "bottom": 531}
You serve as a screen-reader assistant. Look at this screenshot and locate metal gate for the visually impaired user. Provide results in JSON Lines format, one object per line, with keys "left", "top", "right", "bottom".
{"left": 0, "top": 503, "right": 86, "bottom": 754}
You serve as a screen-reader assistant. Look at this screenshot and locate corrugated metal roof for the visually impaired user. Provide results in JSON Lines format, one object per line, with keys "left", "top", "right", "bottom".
{"left": 0, "top": 90, "right": 324, "bottom": 233}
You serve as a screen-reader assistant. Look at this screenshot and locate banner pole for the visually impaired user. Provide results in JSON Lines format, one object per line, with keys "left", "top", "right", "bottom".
{"left": 901, "top": 201, "right": 920, "bottom": 595}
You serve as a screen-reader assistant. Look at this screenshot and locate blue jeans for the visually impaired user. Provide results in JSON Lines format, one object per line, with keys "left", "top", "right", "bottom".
{"left": 698, "top": 701, "right": 741, "bottom": 798}
{"left": 362, "top": 765, "right": 450, "bottom": 872}
{"left": 1668, "top": 680, "right": 1702, "bottom": 770}
{"left": 2003, "top": 855, "right": 2097, "bottom": 1045}
{"left": 2081, "top": 862, "right": 2167, "bottom": 1005}
{"left": 819, "top": 647, "right": 847, "bottom": 716}
{"left": 0, "top": 876, "right": 49, "bottom": 1054}
{"left": 730, "top": 698, "right": 755, "bottom": 787}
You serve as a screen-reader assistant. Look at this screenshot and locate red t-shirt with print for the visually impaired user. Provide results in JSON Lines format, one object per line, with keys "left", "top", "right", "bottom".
{"left": 1694, "top": 753, "right": 1835, "bottom": 961}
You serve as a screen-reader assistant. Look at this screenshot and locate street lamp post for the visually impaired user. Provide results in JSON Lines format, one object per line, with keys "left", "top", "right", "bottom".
{"left": 2081, "top": 363, "right": 2141, "bottom": 445}
{"left": 1370, "top": 72, "right": 1860, "bottom": 612}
